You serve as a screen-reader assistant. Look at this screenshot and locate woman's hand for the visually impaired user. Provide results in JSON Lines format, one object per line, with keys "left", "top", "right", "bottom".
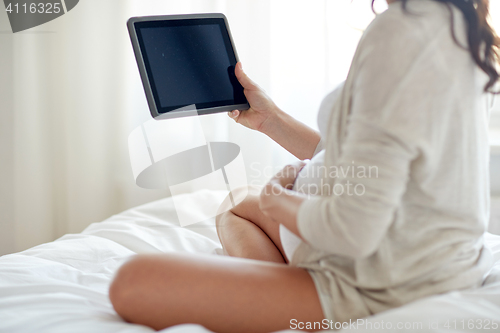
{"left": 258, "top": 161, "right": 308, "bottom": 236}
{"left": 266, "top": 160, "right": 308, "bottom": 191}
{"left": 228, "top": 62, "right": 281, "bottom": 133}
{"left": 229, "top": 62, "right": 320, "bottom": 160}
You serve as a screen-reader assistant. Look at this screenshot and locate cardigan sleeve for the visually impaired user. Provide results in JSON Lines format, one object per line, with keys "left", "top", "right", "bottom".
{"left": 297, "top": 122, "right": 418, "bottom": 258}
{"left": 296, "top": 13, "right": 446, "bottom": 259}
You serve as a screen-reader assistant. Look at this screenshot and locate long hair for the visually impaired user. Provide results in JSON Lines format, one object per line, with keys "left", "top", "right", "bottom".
{"left": 372, "top": 0, "right": 500, "bottom": 94}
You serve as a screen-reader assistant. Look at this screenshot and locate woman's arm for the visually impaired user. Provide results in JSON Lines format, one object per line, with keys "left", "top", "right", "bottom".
{"left": 229, "top": 62, "right": 321, "bottom": 160}
{"left": 259, "top": 122, "right": 417, "bottom": 260}
{"left": 260, "top": 15, "right": 435, "bottom": 260}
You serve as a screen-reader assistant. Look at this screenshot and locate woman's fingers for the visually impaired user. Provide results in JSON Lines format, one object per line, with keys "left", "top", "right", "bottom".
{"left": 228, "top": 110, "right": 240, "bottom": 122}
{"left": 234, "top": 62, "right": 259, "bottom": 91}
{"left": 274, "top": 160, "right": 309, "bottom": 189}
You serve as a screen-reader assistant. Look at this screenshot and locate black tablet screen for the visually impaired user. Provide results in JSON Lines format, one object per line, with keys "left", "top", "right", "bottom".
{"left": 135, "top": 18, "right": 246, "bottom": 113}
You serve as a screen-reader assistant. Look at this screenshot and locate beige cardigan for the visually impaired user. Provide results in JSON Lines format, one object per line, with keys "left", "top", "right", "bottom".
{"left": 291, "top": 0, "right": 493, "bottom": 323}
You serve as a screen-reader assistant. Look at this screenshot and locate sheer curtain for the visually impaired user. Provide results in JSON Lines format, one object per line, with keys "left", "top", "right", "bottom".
{"left": 2, "top": 0, "right": 498, "bottom": 255}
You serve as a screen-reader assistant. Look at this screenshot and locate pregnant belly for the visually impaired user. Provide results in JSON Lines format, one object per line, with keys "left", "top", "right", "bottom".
{"left": 280, "top": 150, "right": 326, "bottom": 262}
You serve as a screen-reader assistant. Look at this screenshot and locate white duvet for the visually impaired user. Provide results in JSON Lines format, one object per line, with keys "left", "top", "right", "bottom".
{"left": 1, "top": 189, "right": 500, "bottom": 333}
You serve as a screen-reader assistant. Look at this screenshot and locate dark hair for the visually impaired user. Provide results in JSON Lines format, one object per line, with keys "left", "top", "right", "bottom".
{"left": 372, "top": 0, "right": 500, "bottom": 94}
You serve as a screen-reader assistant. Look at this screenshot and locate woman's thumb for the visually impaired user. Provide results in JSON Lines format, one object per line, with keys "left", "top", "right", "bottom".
{"left": 228, "top": 110, "right": 240, "bottom": 122}
{"left": 235, "top": 62, "right": 257, "bottom": 90}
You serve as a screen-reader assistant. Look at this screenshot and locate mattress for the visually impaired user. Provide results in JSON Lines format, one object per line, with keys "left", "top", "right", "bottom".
{"left": 1, "top": 189, "right": 500, "bottom": 333}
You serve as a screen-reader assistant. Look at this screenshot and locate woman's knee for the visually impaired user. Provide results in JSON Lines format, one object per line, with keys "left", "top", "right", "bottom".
{"left": 216, "top": 185, "right": 258, "bottom": 217}
{"left": 216, "top": 187, "right": 258, "bottom": 227}
{"left": 231, "top": 187, "right": 262, "bottom": 216}
{"left": 109, "top": 255, "right": 156, "bottom": 321}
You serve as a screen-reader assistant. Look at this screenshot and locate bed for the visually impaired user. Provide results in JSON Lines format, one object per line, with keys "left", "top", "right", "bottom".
{"left": 1, "top": 189, "right": 500, "bottom": 333}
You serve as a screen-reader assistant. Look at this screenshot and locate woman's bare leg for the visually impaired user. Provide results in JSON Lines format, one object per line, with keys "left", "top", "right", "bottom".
{"left": 216, "top": 186, "right": 288, "bottom": 263}
{"left": 109, "top": 253, "right": 324, "bottom": 333}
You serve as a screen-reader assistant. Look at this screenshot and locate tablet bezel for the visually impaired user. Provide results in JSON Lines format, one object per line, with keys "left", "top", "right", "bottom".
{"left": 127, "top": 13, "right": 249, "bottom": 120}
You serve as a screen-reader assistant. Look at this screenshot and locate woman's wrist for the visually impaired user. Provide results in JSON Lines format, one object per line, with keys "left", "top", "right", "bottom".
{"left": 259, "top": 107, "right": 320, "bottom": 160}
{"left": 258, "top": 106, "right": 287, "bottom": 137}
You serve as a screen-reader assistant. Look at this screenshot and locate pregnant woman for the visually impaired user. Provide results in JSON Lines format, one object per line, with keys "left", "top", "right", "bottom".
{"left": 109, "top": 0, "right": 500, "bottom": 332}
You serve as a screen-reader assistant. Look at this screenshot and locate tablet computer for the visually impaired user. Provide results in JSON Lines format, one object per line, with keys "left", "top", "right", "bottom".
{"left": 127, "top": 13, "right": 249, "bottom": 120}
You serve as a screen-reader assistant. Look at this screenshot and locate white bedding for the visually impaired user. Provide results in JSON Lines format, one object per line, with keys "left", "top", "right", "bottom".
{"left": 1, "top": 189, "right": 500, "bottom": 333}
